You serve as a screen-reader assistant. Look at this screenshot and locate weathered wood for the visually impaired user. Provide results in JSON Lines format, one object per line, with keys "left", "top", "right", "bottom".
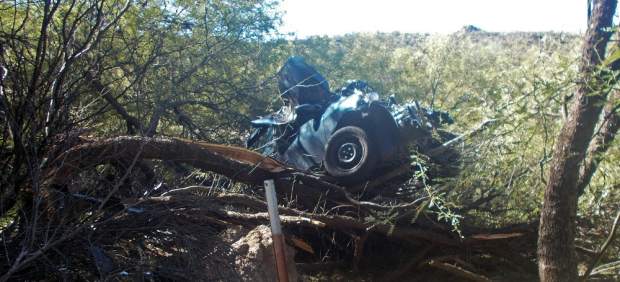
{"left": 45, "top": 136, "right": 287, "bottom": 185}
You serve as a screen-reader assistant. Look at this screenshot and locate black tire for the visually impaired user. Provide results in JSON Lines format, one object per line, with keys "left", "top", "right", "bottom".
{"left": 324, "top": 126, "right": 377, "bottom": 184}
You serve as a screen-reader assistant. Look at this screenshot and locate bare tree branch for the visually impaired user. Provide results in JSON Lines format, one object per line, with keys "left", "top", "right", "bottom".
{"left": 45, "top": 136, "right": 287, "bottom": 186}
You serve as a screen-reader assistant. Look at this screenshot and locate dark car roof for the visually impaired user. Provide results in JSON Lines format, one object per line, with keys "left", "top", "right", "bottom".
{"left": 278, "top": 56, "right": 331, "bottom": 105}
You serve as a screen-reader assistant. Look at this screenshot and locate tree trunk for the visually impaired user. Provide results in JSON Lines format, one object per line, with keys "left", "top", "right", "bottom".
{"left": 537, "top": 1, "right": 617, "bottom": 281}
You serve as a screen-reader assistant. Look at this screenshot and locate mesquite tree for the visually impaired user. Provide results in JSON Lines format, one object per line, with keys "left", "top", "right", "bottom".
{"left": 538, "top": 0, "right": 619, "bottom": 281}
{"left": 0, "top": 0, "right": 281, "bottom": 279}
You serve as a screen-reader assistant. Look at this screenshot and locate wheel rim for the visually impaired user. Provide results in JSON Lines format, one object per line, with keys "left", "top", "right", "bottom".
{"left": 336, "top": 141, "right": 361, "bottom": 168}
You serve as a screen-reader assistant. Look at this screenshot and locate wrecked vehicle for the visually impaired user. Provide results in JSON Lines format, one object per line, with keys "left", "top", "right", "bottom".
{"left": 247, "top": 57, "right": 456, "bottom": 184}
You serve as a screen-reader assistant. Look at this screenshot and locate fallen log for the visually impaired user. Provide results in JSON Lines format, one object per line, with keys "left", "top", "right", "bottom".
{"left": 45, "top": 136, "right": 288, "bottom": 185}
{"left": 43, "top": 136, "right": 410, "bottom": 211}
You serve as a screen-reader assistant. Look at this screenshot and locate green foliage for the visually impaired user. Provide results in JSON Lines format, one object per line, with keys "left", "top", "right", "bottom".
{"left": 87, "top": 0, "right": 284, "bottom": 142}
{"left": 412, "top": 153, "right": 463, "bottom": 236}
{"left": 1, "top": 0, "right": 614, "bottom": 229}
{"left": 2, "top": 0, "right": 619, "bottom": 276}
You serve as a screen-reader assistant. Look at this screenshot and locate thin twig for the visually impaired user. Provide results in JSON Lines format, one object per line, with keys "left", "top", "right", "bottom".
{"left": 427, "top": 119, "right": 497, "bottom": 157}
{"left": 581, "top": 210, "right": 620, "bottom": 281}
{"left": 592, "top": 260, "right": 620, "bottom": 275}
{"left": 426, "top": 260, "right": 491, "bottom": 282}
{"left": 161, "top": 185, "right": 210, "bottom": 197}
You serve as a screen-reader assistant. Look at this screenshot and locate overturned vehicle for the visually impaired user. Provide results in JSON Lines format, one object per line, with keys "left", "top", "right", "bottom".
{"left": 247, "top": 57, "right": 458, "bottom": 184}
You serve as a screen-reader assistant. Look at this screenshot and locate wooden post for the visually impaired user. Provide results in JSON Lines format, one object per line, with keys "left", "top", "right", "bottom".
{"left": 264, "top": 179, "right": 289, "bottom": 282}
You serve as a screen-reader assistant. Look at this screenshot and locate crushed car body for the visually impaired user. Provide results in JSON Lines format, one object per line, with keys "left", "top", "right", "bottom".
{"left": 247, "top": 56, "right": 457, "bottom": 184}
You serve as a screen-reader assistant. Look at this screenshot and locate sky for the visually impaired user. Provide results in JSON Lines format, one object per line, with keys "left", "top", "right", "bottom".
{"left": 279, "top": 0, "right": 587, "bottom": 37}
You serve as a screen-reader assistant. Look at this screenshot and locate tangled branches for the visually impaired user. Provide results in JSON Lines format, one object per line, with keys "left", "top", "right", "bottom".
{"left": 0, "top": 135, "right": 542, "bottom": 281}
